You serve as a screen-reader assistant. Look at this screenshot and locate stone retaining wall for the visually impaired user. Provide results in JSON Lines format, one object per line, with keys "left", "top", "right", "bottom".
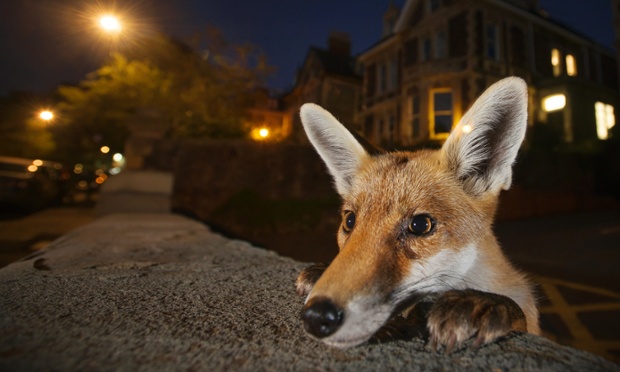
{"left": 0, "top": 213, "right": 615, "bottom": 370}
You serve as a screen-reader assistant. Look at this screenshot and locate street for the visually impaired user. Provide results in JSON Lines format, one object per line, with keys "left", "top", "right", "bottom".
{"left": 497, "top": 209, "right": 620, "bottom": 293}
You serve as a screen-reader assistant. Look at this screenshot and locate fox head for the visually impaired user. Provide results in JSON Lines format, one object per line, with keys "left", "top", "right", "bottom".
{"left": 298, "top": 77, "right": 529, "bottom": 348}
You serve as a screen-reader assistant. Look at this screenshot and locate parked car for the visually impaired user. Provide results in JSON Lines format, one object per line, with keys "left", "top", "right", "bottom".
{"left": 0, "top": 156, "right": 68, "bottom": 211}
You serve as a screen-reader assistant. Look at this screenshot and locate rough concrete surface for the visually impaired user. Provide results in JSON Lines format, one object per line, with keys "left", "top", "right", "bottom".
{"left": 0, "top": 214, "right": 617, "bottom": 371}
{"left": 95, "top": 171, "right": 174, "bottom": 216}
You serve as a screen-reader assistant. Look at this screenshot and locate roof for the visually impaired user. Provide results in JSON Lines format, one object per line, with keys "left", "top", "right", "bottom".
{"left": 392, "top": 0, "right": 613, "bottom": 53}
{"left": 307, "top": 47, "right": 360, "bottom": 79}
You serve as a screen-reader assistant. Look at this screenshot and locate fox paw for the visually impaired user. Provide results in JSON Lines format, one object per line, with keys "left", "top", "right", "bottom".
{"left": 427, "top": 289, "right": 527, "bottom": 352}
{"left": 295, "top": 263, "right": 328, "bottom": 297}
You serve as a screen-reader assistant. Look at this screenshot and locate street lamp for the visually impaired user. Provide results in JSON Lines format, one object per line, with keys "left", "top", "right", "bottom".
{"left": 99, "top": 15, "right": 122, "bottom": 34}
{"left": 39, "top": 110, "right": 54, "bottom": 121}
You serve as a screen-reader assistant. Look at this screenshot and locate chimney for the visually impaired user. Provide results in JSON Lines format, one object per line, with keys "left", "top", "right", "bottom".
{"left": 328, "top": 31, "right": 351, "bottom": 57}
{"left": 383, "top": 1, "right": 400, "bottom": 37}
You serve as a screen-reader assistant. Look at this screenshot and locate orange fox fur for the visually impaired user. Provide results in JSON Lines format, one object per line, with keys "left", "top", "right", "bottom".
{"left": 296, "top": 77, "right": 539, "bottom": 350}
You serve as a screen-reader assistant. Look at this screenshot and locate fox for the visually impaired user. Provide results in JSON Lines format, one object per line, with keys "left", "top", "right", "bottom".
{"left": 295, "top": 77, "right": 540, "bottom": 351}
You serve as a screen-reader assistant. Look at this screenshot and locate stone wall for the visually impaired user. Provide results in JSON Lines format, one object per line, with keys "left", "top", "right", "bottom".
{"left": 156, "top": 139, "right": 620, "bottom": 257}
{"left": 2, "top": 214, "right": 614, "bottom": 370}
{"left": 171, "top": 140, "right": 340, "bottom": 237}
{"left": 127, "top": 138, "right": 620, "bottom": 262}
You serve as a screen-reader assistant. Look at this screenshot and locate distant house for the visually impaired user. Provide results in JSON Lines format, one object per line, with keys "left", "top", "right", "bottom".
{"left": 359, "top": 0, "right": 619, "bottom": 147}
{"left": 284, "top": 32, "right": 362, "bottom": 142}
{"left": 245, "top": 88, "right": 291, "bottom": 142}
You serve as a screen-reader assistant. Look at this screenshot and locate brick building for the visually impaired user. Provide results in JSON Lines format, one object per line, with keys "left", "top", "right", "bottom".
{"left": 359, "top": 0, "right": 619, "bottom": 147}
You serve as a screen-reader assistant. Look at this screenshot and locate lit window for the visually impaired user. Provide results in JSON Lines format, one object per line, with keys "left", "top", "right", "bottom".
{"left": 551, "top": 48, "right": 562, "bottom": 76}
{"left": 566, "top": 54, "right": 577, "bottom": 76}
{"left": 595, "top": 101, "right": 615, "bottom": 140}
{"left": 431, "top": 90, "right": 453, "bottom": 138}
{"left": 486, "top": 24, "right": 499, "bottom": 60}
{"left": 543, "top": 94, "right": 566, "bottom": 112}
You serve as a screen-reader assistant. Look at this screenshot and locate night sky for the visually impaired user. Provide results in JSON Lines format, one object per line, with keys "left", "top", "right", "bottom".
{"left": 0, "top": 0, "right": 615, "bottom": 96}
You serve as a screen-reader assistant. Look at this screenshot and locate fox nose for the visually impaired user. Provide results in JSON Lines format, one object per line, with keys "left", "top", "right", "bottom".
{"left": 301, "top": 298, "right": 344, "bottom": 338}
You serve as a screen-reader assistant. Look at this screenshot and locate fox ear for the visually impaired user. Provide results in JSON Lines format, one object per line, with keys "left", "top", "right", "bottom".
{"left": 441, "top": 77, "right": 528, "bottom": 196}
{"left": 300, "top": 103, "right": 369, "bottom": 196}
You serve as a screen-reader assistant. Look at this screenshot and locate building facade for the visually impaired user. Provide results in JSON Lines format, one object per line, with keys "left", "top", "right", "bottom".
{"left": 359, "top": 0, "right": 619, "bottom": 148}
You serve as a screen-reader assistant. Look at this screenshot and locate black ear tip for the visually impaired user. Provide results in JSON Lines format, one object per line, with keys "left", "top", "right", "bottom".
{"left": 350, "top": 131, "right": 384, "bottom": 156}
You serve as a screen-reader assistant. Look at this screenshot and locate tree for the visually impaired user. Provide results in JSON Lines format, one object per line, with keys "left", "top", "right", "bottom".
{"left": 55, "top": 29, "right": 272, "bottom": 164}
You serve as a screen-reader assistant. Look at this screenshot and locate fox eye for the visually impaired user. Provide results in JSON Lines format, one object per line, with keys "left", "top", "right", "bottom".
{"left": 343, "top": 211, "right": 356, "bottom": 233}
{"left": 408, "top": 214, "right": 434, "bottom": 236}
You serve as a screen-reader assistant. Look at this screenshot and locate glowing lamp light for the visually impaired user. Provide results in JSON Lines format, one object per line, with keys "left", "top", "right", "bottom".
{"left": 100, "top": 146, "right": 110, "bottom": 154}
{"left": 250, "top": 127, "right": 271, "bottom": 141}
{"left": 99, "top": 15, "right": 122, "bottom": 33}
{"left": 27, "top": 165, "right": 38, "bottom": 172}
{"left": 39, "top": 110, "right": 54, "bottom": 121}
{"left": 543, "top": 94, "right": 566, "bottom": 112}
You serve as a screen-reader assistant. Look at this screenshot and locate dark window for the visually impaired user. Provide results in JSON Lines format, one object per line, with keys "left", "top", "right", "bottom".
{"left": 364, "top": 115, "right": 374, "bottom": 138}
{"left": 412, "top": 95, "right": 420, "bottom": 114}
{"left": 486, "top": 24, "right": 499, "bottom": 60}
{"left": 436, "top": 31, "right": 447, "bottom": 59}
{"left": 378, "top": 63, "right": 387, "bottom": 94}
{"left": 432, "top": 91, "right": 453, "bottom": 135}
{"left": 533, "top": 32, "right": 552, "bottom": 76}
{"left": 601, "top": 55, "right": 619, "bottom": 90}
{"left": 411, "top": 94, "right": 420, "bottom": 138}
{"left": 422, "top": 38, "right": 432, "bottom": 61}
{"left": 449, "top": 12, "right": 468, "bottom": 58}
{"left": 474, "top": 12, "right": 484, "bottom": 58}
{"left": 434, "top": 92, "right": 452, "bottom": 111}
{"left": 404, "top": 38, "right": 419, "bottom": 66}
{"left": 461, "top": 78, "right": 470, "bottom": 113}
{"left": 366, "top": 64, "right": 376, "bottom": 97}
{"left": 388, "top": 115, "right": 396, "bottom": 146}
{"left": 435, "top": 115, "right": 453, "bottom": 133}
{"left": 510, "top": 26, "right": 526, "bottom": 66}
